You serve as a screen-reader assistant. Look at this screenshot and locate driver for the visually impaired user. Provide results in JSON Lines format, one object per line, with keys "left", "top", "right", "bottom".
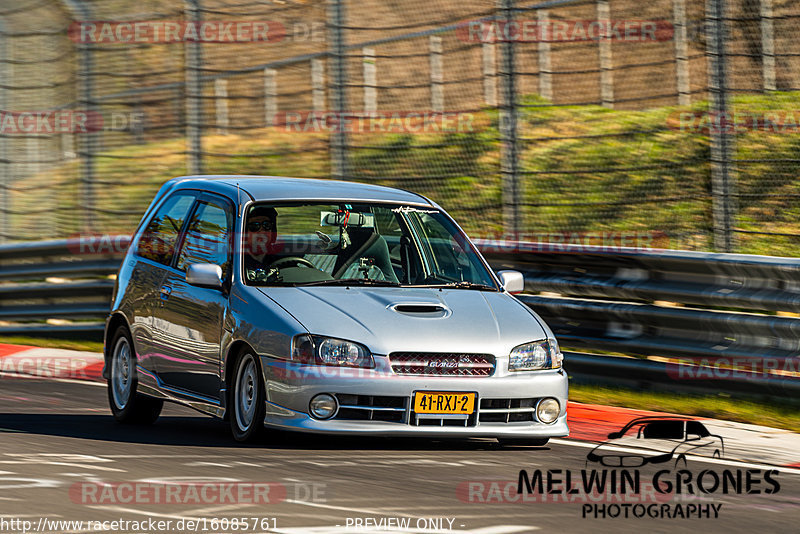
{"left": 244, "top": 206, "right": 280, "bottom": 281}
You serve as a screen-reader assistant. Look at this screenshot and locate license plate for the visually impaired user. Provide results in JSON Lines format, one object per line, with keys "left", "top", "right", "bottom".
{"left": 414, "top": 392, "right": 476, "bottom": 414}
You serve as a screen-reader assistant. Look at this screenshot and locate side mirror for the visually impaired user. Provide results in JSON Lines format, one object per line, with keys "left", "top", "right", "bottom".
{"left": 497, "top": 270, "right": 524, "bottom": 294}
{"left": 186, "top": 263, "right": 223, "bottom": 289}
{"left": 607, "top": 432, "right": 623, "bottom": 440}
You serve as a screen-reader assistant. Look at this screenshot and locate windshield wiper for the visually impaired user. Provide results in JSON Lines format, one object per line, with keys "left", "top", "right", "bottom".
{"left": 298, "top": 278, "right": 401, "bottom": 287}
{"left": 420, "top": 280, "right": 498, "bottom": 291}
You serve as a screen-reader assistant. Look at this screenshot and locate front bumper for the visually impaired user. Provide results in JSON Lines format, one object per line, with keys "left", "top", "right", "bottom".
{"left": 260, "top": 357, "right": 569, "bottom": 438}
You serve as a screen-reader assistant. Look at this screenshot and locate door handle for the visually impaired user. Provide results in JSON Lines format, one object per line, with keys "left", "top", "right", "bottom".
{"left": 160, "top": 286, "right": 172, "bottom": 300}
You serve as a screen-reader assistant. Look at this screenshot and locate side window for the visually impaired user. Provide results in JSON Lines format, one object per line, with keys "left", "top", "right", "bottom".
{"left": 686, "top": 421, "right": 710, "bottom": 438}
{"left": 137, "top": 193, "right": 195, "bottom": 265}
{"left": 176, "top": 200, "right": 233, "bottom": 278}
{"left": 642, "top": 421, "right": 685, "bottom": 440}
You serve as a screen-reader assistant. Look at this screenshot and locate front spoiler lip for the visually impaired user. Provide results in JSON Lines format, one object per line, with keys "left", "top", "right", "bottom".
{"left": 263, "top": 401, "right": 569, "bottom": 438}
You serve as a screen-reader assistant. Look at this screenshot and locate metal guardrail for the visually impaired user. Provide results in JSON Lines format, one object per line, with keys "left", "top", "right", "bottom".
{"left": 0, "top": 237, "right": 125, "bottom": 335}
{"left": 480, "top": 241, "right": 800, "bottom": 397}
{"left": 1, "top": 237, "right": 798, "bottom": 396}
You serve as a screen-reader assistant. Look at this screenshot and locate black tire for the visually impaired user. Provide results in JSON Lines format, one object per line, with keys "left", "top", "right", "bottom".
{"left": 229, "top": 351, "right": 266, "bottom": 442}
{"left": 107, "top": 325, "right": 163, "bottom": 424}
{"left": 497, "top": 437, "right": 550, "bottom": 447}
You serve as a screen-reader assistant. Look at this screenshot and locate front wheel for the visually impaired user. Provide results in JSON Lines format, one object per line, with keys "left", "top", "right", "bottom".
{"left": 230, "top": 352, "right": 266, "bottom": 442}
{"left": 497, "top": 437, "right": 550, "bottom": 447}
{"left": 107, "top": 326, "right": 163, "bottom": 424}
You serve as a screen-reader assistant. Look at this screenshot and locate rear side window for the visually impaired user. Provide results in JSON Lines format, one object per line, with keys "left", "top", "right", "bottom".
{"left": 136, "top": 193, "right": 195, "bottom": 266}
{"left": 176, "top": 200, "right": 233, "bottom": 278}
{"left": 686, "top": 421, "right": 710, "bottom": 438}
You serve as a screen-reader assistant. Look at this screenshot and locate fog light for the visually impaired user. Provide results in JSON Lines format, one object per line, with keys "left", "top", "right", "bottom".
{"left": 537, "top": 398, "right": 560, "bottom": 424}
{"left": 309, "top": 393, "right": 338, "bottom": 420}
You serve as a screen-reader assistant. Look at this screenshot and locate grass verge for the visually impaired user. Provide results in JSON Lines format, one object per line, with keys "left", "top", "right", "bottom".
{"left": 570, "top": 383, "right": 800, "bottom": 433}
{"left": 0, "top": 335, "right": 104, "bottom": 353}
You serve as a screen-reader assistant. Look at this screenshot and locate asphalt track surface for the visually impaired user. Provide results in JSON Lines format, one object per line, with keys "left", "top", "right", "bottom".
{"left": 0, "top": 376, "right": 798, "bottom": 534}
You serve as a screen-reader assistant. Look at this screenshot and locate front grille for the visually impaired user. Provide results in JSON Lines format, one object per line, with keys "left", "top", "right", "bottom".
{"left": 328, "top": 394, "right": 543, "bottom": 426}
{"left": 334, "top": 394, "right": 407, "bottom": 423}
{"left": 389, "top": 352, "right": 495, "bottom": 377}
{"left": 479, "top": 398, "right": 538, "bottom": 423}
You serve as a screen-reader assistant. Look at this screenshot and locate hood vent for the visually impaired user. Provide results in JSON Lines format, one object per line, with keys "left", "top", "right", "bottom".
{"left": 390, "top": 303, "right": 451, "bottom": 318}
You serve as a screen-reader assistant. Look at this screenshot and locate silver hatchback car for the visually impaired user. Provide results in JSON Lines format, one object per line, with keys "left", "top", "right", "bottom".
{"left": 104, "top": 176, "right": 569, "bottom": 444}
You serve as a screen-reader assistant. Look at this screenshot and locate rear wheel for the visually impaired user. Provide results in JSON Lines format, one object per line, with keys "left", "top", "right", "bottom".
{"left": 230, "top": 351, "right": 266, "bottom": 442}
{"left": 497, "top": 437, "right": 550, "bottom": 447}
{"left": 107, "top": 326, "right": 163, "bottom": 424}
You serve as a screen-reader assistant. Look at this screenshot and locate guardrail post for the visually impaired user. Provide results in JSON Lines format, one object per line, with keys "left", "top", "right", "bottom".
{"left": 185, "top": 0, "right": 203, "bottom": 174}
{"left": 430, "top": 36, "right": 444, "bottom": 112}
{"left": 328, "top": 0, "right": 348, "bottom": 179}
{"left": 498, "top": 0, "right": 520, "bottom": 238}
{"left": 761, "top": 0, "right": 776, "bottom": 91}
{"left": 481, "top": 28, "right": 497, "bottom": 107}
{"left": 264, "top": 68, "right": 277, "bottom": 126}
{"left": 363, "top": 47, "right": 377, "bottom": 112}
{"left": 311, "top": 58, "right": 326, "bottom": 113}
{"left": 707, "top": 0, "right": 736, "bottom": 252}
{"left": 597, "top": 0, "right": 614, "bottom": 108}
{"left": 537, "top": 10, "right": 552, "bottom": 101}
{"left": 214, "top": 79, "right": 229, "bottom": 135}
{"left": 674, "top": 0, "right": 691, "bottom": 106}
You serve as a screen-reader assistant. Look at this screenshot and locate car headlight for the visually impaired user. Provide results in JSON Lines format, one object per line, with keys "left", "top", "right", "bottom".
{"left": 508, "top": 339, "right": 562, "bottom": 371}
{"left": 291, "top": 334, "right": 374, "bottom": 368}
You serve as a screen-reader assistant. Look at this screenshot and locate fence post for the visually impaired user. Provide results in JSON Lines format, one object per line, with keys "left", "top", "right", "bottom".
{"left": 328, "top": 0, "right": 348, "bottom": 179}
{"left": 363, "top": 47, "right": 377, "bottom": 112}
{"left": 498, "top": 0, "right": 520, "bottom": 238}
{"left": 761, "top": 0, "right": 776, "bottom": 91}
{"left": 62, "top": 134, "right": 76, "bottom": 159}
{"left": 185, "top": 0, "right": 203, "bottom": 175}
{"left": 537, "top": 10, "right": 552, "bottom": 101}
{"left": 597, "top": 0, "right": 614, "bottom": 108}
{"left": 63, "top": 0, "right": 97, "bottom": 232}
{"left": 311, "top": 58, "right": 326, "bottom": 113}
{"left": 707, "top": 0, "right": 735, "bottom": 252}
{"left": 215, "top": 79, "right": 229, "bottom": 135}
{"left": 27, "top": 138, "right": 45, "bottom": 233}
{"left": 0, "top": 21, "right": 7, "bottom": 242}
{"left": 77, "top": 8, "right": 96, "bottom": 231}
{"left": 264, "top": 68, "right": 277, "bottom": 126}
{"left": 430, "top": 36, "right": 444, "bottom": 112}
{"left": 674, "top": 0, "right": 691, "bottom": 106}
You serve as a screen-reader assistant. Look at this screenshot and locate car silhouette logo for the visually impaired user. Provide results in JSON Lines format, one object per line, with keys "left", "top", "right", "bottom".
{"left": 586, "top": 416, "right": 724, "bottom": 468}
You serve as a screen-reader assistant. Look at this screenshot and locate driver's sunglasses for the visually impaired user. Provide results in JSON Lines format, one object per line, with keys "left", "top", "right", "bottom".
{"left": 247, "top": 220, "right": 275, "bottom": 232}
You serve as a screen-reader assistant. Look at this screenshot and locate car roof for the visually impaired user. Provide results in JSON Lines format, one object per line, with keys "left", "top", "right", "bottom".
{"left": 166, "top": 175, "right": 434, "bottom": 206}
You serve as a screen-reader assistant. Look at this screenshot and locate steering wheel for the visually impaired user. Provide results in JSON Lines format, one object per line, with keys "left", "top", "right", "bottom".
{"left": 269, "top": 256, "right": 316, "bottom": 269}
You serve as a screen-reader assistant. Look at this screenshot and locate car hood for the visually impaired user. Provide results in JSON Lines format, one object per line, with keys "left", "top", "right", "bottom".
{"left": 257, "top": 286, "right": 547, "bottom": 356}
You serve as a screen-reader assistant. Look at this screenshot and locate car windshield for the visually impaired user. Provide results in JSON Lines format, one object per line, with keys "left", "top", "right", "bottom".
{"left": 241, "top": 202, "right": 497, "bottom": 289}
